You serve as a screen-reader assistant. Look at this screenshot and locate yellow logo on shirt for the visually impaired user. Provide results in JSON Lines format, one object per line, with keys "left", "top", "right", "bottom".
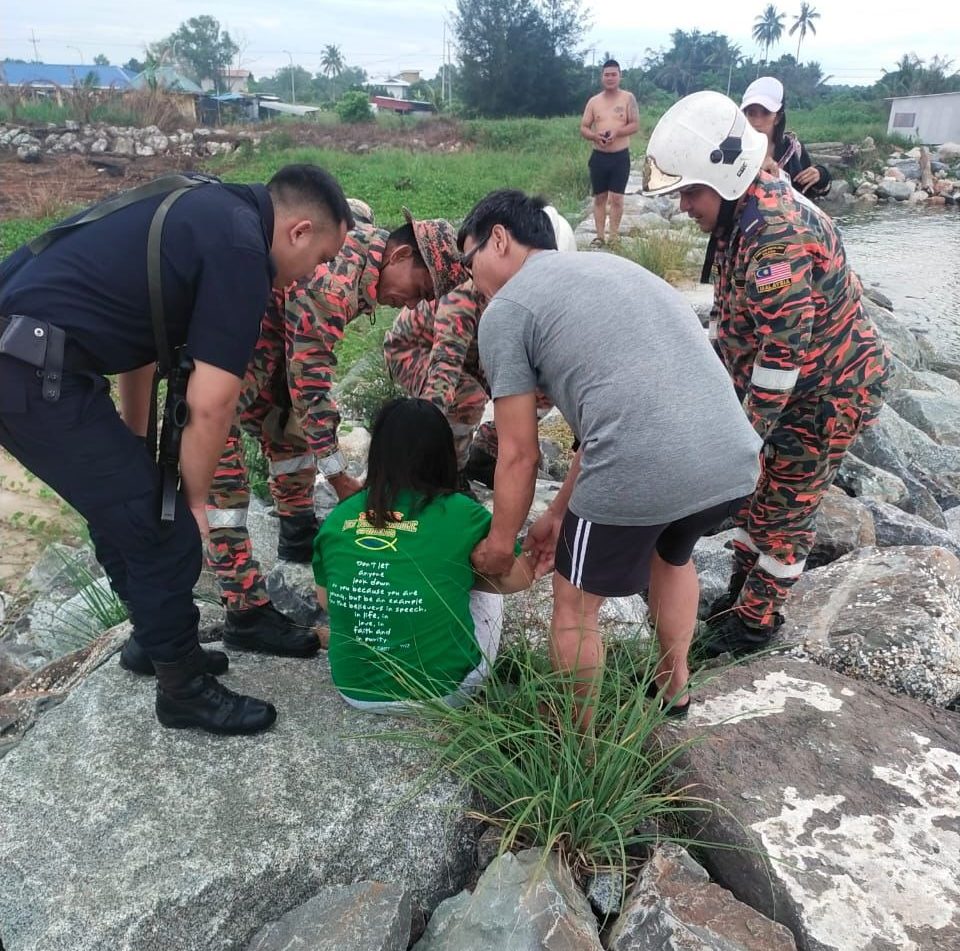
{"left": 342, "top": 511, "right": 419, "bottom": 550}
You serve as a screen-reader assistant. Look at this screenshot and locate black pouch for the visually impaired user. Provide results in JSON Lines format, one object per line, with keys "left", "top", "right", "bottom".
{"left": 0, "top": 315, "right": 50, "bottom": 369}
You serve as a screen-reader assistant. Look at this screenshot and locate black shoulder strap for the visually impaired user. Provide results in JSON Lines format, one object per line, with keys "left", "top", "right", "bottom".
{"left": 27, "top": 174, "right": 210, "bottom": 256}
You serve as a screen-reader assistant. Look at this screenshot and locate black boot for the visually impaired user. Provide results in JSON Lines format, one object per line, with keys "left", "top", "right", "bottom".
{"left": 696, "top": 611, "right": 783, "bottom": 659}
{"left": 223, "top": 602, "right": 320, "bottom": 657}
{"left": 154, "top": 646, "right": 276, "bottom": 735}
{"left": 704, "top": 569, "right": 750, "bottom": 620}
{"left": 463, "top": 445, "right": 497, "bottom": 489}
{"left": 277, "top": 511, "right": 320, "bottom": 563}
{"left": 120, "top": 635, "right": 229, "bottom": 677}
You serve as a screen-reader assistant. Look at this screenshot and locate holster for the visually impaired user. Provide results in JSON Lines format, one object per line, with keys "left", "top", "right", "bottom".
{"left": 0, "top": 314, "right": 66, "bottom": 401}
{"left": 157, "top": 351, "right": 195, "bottom": 522}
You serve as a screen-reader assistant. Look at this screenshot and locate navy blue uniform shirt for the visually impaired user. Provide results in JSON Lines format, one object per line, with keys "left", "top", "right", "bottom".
{"left": 0, "top": 181, "right": 275, "bottom": 378}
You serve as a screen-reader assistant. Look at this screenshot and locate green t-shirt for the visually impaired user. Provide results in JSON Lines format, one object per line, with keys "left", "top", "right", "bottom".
{"left": 313, "top": 489, "right": 494, "bottom": 703}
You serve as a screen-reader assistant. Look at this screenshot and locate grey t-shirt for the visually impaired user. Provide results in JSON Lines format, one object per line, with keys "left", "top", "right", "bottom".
{"left": 478, "top": 250, "right": 761, "bottom": 525}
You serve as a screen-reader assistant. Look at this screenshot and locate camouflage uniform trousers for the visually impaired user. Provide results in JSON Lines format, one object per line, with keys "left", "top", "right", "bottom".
{"left": 206, "top": 323, "right": 316, "bottom": 611}
{"left": 385, "top": 345, "right": 488, "bottom": 470}
{"left": 730, "top": 381, "right": 886, "bottom": 627}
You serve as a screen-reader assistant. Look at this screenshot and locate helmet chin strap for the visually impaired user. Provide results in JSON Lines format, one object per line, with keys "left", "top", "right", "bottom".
{"left": 699, "top": 198, "right": 739, "bottom": 284}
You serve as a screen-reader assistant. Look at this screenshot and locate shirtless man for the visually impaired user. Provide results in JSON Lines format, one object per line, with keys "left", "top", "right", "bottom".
{"left": 580, "top": 60, "right": 639, "bottom": 246}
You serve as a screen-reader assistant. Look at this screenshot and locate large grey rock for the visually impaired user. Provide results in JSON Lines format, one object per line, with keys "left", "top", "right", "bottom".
{"left": 888, "top": 388, "right": 960, "bottom": 446}
{"left": 807, "top": 488, "right": 875, "bottom": 568}
{"left": 246, "top": 882, "right": 411, "bottom": 951}
{"left": 413, "top": 848, "right": 603, "bottom": 950}
{"left": 854, "top": 405, "right": 960, "bottom": 514}
{"left": 946, "top": 505, "right": 960, "bottom": 539}
{"left": 693, "top": 530, "right": 735, "bottom": 612}
{"left": 877, "top": 179, "right": 916, "bottom": 201}
{"left": 834, "top": 453, "right": 908, "bottom": 507}
{"left": 675, "top": 657, "right": 960, "bottom": 951}
{"left": 265, "top": 561, "right": 326, "bottom": 628}
{"left": 861, "top": 297, "right": 919, "bottom": 367}
{"left": 607, "top": 843, "right": 796, "bottom": 951}
{"left": 246, "top": 495, "right": 280, "bottom": 576}
{"left": 0, "top": 648, "right": 479, "bottom": 951}
{"left": 915, "top": 369, "right": 960, "bottom": 399}
{"left": 863, "top": 499, "right": 960, "bottom": 557}
{"left": 23, "top": 543, "right": 103, "bottom": 600}
{"left": 782, "top": 545, "right": 960, "bottom": 705}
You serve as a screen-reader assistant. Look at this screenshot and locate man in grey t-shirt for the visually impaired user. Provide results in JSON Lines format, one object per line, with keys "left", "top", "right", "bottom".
{"left": 460, "top": 190, "right": 761, "bottom": 721}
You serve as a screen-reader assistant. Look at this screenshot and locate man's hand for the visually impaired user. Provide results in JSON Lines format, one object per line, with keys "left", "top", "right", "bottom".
{"left": 328, "top": 472, "right": 363, "bottom": 500}
{"left": 793, "top": 166, "right": 821, "bottom": 191}
{"left": 523, "top": 509, "right": 562, "bottom": 579}
{"left": 471, "top": 537, "right": 516, "bottom": 579}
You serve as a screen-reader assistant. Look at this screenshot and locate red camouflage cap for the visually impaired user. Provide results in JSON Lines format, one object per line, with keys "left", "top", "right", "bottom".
{"left": 402, "top": 207, "right": 466, "bottom": 300}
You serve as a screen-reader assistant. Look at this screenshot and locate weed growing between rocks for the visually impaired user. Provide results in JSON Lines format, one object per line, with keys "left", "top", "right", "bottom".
{"left": 377, "top": 633, "right": 712, "bottom": 884}
{"left": 611, "top": 229, "right": 700, "bottom": 284}
{"left": 53, "top": 550, "right": 128, "bottom": 648}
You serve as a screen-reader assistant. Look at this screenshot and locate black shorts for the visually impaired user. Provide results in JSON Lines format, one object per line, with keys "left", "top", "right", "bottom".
{"left": 588, "top": 149, "right": 631, "bottom": 196}
{"left": 554, "top": 497, "right": 746, "bottom": 598}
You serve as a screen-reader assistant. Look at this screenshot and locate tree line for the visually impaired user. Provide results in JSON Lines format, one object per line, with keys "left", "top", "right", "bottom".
{"left": 78, "top": 3, "right": 959, "bottom": 116}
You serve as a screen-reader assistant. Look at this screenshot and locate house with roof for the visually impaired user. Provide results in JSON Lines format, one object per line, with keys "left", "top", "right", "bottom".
{"left": 211, "top": 69, "right": 253, "bottom": 94}
{"left": 0, "top": 61, "right": 133, "bottom": 95}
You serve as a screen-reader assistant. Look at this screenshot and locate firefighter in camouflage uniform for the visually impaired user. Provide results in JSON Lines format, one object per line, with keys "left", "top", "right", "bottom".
{"left": 643, "top": 91, "right": 890, "bottom": 657}
{"left": 206, "top": 204, "right": 465, "bottom": 654}
{"left": 383, "top": 206, "right": 578, "bottom": 488}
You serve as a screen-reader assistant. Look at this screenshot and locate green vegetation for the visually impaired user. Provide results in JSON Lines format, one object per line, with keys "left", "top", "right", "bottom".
{"left": 0, "top": 217, "right": 58, "bottom": 258}
{"left": 611, "top": 229, "right": 701, "bottom": 284}
{"left": 336, "top": 90, "right": 374, "bottom": 124}
{"left": 210, "top": 121, "right": 594, "bottom": 223}
{"left": 379, "top": 633, "right": 708, "bottom": 879}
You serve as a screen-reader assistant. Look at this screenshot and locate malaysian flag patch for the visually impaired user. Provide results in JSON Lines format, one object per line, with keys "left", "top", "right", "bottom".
{"left": 753, "top": 260, "right": 792, "bottom": 293}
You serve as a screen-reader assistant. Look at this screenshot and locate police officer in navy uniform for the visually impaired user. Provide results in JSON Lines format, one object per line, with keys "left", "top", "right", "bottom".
{"left": 0, "top": 164, "right": 352, "bottom": 736}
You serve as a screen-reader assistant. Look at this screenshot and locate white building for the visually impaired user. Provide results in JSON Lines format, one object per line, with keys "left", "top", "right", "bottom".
{"left": 886, "top": 91, "right": 960, "bottom": 144}
{"left": 381, "top": 77, "right": 411, "bottom": 100}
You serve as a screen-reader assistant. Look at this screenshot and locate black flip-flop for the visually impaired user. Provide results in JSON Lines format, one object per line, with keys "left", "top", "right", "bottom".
{"left": 644, "top": 680, "right": 690, "bottom": 720}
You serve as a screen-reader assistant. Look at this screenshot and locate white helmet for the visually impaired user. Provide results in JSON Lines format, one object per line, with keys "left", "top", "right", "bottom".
{"left": 642, "top": 91, "right": 767, "bottom": 201}
{"left": 543, "top": 205, "right": 578, "bottom": 252}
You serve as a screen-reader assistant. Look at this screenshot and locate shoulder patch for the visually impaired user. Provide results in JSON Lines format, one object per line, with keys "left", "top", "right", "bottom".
{"left": 752, "top": 261, "right": 792, "bottom": 294}
{"left": 738, "top": 198, "right": 765, "bottom": 238}
{"left": 752, "top": 243, "right": 787, "bottom": 263}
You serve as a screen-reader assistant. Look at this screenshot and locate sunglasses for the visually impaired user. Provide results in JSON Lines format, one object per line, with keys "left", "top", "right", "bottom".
{"left": 461, "top": 233, "right": 489, "bottom": 273}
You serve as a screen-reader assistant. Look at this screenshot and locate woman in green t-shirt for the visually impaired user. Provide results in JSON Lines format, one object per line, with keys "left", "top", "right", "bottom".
{"left": 313, "top": 398, "right": 532, "bottom": 712}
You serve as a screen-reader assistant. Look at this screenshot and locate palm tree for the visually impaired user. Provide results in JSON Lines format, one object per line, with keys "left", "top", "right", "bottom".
{"left": 320, "top": 44, "right": 344, "bottom": 78}
{"left": 789, "top": 3, "right": 820, "bottom": 65}
{"left": 752, "top": 4, "right": 786, "bottom": 64}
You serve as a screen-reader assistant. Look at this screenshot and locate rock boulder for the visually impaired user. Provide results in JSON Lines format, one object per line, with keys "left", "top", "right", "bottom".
{"left": 675, "top": 657, "right": 960, "bottom": 951}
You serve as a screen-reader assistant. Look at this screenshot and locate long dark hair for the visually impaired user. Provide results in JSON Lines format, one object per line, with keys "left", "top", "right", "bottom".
{"left": 772, "top": 95, "right": 787, "bottom": 148}
{"left": 364, "top": 398, "right": 458, "bottom": 528}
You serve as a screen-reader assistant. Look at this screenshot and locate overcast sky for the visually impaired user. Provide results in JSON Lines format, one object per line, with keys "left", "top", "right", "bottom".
{"left": 4, "top": 0, "right": 958, "bottom": 88}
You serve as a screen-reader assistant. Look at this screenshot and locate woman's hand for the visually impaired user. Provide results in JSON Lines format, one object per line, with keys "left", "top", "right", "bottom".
{"left": 793, "top": 166, "right": 821, "bottom": 191}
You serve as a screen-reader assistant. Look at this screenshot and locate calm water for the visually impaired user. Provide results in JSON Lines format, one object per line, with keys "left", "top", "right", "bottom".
{"left": 835, "top": 205, "right": 960, "bottom": 361}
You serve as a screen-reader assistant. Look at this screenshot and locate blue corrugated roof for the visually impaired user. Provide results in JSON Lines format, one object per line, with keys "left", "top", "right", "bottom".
{"left": 0, "top": 61, "right": 133, "bottom": 89}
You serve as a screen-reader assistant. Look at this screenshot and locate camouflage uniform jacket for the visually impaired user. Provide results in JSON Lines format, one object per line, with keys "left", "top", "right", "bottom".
{"left": 710, "top": 172, "right": 889, "bottom": 440}
{"left": 384, "top": 279, "right": 489, "bottom": 408}
{"left": 284, "top": 224, "right": 388, "bottom": 459}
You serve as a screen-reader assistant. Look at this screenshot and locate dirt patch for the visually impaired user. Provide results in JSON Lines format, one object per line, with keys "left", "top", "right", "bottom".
{"left": 0, "top": 151, "right": 194, "bottom": 218}
{"left": 0, "top": 451, "right": 82, "bottom": 591}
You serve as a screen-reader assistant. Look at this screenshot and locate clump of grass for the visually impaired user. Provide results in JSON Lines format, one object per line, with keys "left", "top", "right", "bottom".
{"left": 612, "top": 229, "right": 701, "bottom": 284}
{"left": 377, "top": 633, "right": 709, "bottom": 882}
{"left": 53, "top": 549, "right": 128, "bottom": 649}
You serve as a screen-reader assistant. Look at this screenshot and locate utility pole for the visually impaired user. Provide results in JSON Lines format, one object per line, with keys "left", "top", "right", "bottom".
{"left": 29, "top": 29, "right": 41, "bottom": 63}
{"left": 442, "top": 21, "right": 447, "bottom": 104}
{"left": 726, "top": 60, "right": 734, "bottom": 96}
{"left": 68, "top": 45, "right": 84, "bottom": 65}
{"left": 282, "top": 49, "right": 295, "bottom": 104}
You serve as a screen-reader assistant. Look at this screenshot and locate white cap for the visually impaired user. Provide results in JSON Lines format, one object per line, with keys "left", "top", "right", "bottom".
{"left": 543, "top": 205, "right": 578, "bottom": 252}
{"left": 740, "top": 76, "right": 784, "bottom": 114}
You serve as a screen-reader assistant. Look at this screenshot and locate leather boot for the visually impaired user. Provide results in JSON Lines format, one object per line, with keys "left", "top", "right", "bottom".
{"left": 463, "top": 445, "right": 497, "bottom": 489}
{"left": 154, "top": 645, "right": 277, "bottom": 735}
{"left": 120, "top": 635, "right": 228, "bottom": 677}
{"left": 704, "top": 568, "right": 750, "bottom": 620}
{"left": 223, "top": 602, "right": 320, "bottom": 657}
{"left": 696, "top": 611, "right": 784, "bottom": 659}
{"left": 277, "top": 511, "right": 319, "bottom": 563}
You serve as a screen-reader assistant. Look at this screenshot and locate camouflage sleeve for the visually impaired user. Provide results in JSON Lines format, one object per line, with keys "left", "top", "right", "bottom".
{"left": 422, "top": 286, "right": 480, "bottom": 408}
{"left": 283, "top": 278, "right": 347, "bottom": 459}
{"left": 743, "top": 233, "right": 816, "bottom": 439}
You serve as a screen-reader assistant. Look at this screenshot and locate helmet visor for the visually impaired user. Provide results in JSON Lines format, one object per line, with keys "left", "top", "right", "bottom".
{"left": 642, "top": 154, "right": 683, "bottom": 194}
